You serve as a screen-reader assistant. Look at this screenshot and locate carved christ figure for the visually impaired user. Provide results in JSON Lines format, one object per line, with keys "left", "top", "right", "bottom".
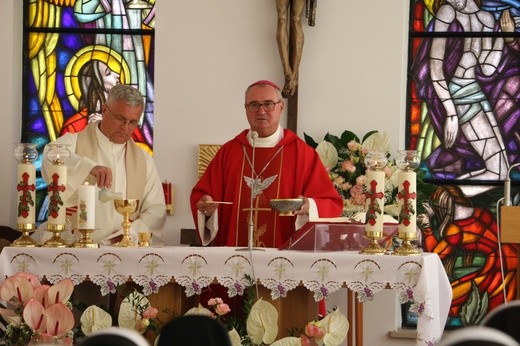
{"left": 276, "top": 0, "right": 306, "bottom": 98}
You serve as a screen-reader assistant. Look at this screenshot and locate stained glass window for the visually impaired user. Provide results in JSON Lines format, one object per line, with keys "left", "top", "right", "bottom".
{"left": 407, "top": 0, "right": 518, "bottom": 329}
{"left": 22, "top": 0, "right": 155, "bottom": 222}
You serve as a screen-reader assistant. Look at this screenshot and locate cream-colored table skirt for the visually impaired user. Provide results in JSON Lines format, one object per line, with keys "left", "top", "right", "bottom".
{"left": 0, "top": 246, "right": 451, "bottom": 345}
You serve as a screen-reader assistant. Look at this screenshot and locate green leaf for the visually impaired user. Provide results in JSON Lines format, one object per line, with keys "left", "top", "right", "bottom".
{"left": 303, "top": 133, "right": 318, "bottom": 149}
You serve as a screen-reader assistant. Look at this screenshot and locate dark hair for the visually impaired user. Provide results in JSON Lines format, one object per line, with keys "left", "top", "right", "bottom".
{"left": 157, "top": 315, "right": 232, "bottom": 346}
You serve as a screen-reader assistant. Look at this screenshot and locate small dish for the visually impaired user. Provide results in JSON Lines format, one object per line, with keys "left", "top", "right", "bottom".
{"left": 269, "top": 198, "right": 304, "bottom": 216}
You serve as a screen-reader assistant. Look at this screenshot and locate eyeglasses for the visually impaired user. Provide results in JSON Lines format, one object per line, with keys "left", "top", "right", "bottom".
{"left": 105, "top": 104, "right": 140, "bottom": 127}
{"left": 245, "top": 101, "right": 281, "bottom": 112}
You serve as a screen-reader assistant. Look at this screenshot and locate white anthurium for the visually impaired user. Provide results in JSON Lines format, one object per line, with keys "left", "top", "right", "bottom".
{"left": 246, "top": 298, "right": 278, "bottom": 345}
{"left": 384, "top": 204, "right": 400, "bottom": 217}
{"left": 270, "top": 337, "right": 301, "bottom": 346}
{"left": 362, "top": 131, "right": 390, "bottom": 152}
{"left": 184, "top": 304, "right": 214, "bottom": 317}
{"left": 315, "top": 141, "right": 339, "bottom": 170}
{"left": 314, "top": 308, "right": 349, "bottom": 346}
{"left": 228, "top": 327, "right": 242, "bottom": 346}
{"left": 80, "top": 305, "right": 112, "bottom": 335}
{"left": 118, "top": 291, "right": 150, "bottom": 333}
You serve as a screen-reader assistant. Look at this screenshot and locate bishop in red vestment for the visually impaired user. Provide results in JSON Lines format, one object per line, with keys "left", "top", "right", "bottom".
{"left": 190, "top": 80, "right": 343, "bottom": 248}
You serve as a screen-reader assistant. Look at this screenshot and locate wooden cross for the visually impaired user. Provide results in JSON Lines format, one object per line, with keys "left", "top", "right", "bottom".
{"left": 286, "top": 0, "right": 318, "bottom": 133}
{"left": 17, "top": 172, "right": 35, "bottom": 217}
{"left": 397, "top": 180, "right": 417, "bottom": 226}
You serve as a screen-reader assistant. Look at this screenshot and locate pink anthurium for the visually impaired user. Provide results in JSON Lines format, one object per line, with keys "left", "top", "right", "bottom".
{"left": 0, "top": 307, "right": 22, "bottom": 326}
{"left": 45, "top": 303, "right": 75, "bottom": 337}
{"left": 33, "top": 284, "right": 51, "bottom": 307}
{"left": 47, "top": 279, "right": 74, "bottom": 305}
{"left": 23, "top": 298, "right": 47, "bottom": 333}
{"left": 0, "top": 276, "right": 34, "bottom": 307}
{"left": 13, "top": 272, "right": 41, "bottom": 289}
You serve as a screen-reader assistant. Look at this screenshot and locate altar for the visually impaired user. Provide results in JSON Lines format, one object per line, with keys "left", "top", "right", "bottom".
{"left": 0, "top": 246, "right": 451, "bottom": 345}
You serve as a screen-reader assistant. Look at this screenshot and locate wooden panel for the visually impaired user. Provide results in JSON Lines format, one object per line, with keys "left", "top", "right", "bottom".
{"left": 500, "top": 206, "right": 520, "bottom": 243}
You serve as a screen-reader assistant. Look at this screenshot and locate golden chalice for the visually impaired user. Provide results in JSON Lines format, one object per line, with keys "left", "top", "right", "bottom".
{"left": 113, "top": 199, "right": 139, "bottom": 247}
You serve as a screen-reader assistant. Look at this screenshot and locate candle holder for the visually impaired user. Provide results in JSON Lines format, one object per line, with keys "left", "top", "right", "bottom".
{"left": 72, "top": 229, "right": 98, "bottom": 248}
{"left": 361, "top": 151, "right": 387, "bottom": 255}
{"left": 43, "top": 143, "right": 70, "bottom": 248}
{"left": 393, "top": 150, "right": 421, "bottom": 256}
{"left": 113, "top": 199, "right": 139, "bottom": 247}
{"left": 138, "top": 231, "right": 151, "bottom": 247}
{"left": 73, "top": 183, "right": 98, "bottom": 248}
{"left": 13, "top": 143, "right": 39, "bottom": 247}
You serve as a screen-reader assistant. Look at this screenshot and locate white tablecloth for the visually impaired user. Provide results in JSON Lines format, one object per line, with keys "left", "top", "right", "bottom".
{"left": 0, "top": 246, "right": 451, "bottom": 345}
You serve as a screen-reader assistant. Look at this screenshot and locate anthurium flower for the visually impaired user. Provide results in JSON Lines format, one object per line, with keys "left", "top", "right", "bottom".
{"left": 316, "top": 141, "right": 339, "bottom": 170}
{"left": 23, "top": 298, "right": 47, "bottom": 333}
{"left": 270, "top": 336, "right": 301, "bottom": 346}
{"left": 184, "top": 304, "right": 214, "bottom": 318}
{"left": 33, "top": 284, "right": 51, "bottom": 307}
{"left": 45, "top": 302, "right": 75, "bottom": 337}
{"left": 0, "top": 307, "right": 22, "bottom": 326}
{"left": 362, "top": 131, "right": 389, "bottom": 152}
{"left": 313, "top": 308, "right": 349, "bottom": 346}
{"left": 228, "top": 328, "right": 242, "bottom": 346}
{"left": 47, "top": 279, "right": 74, "bottom": 305}
{"left": 118, "top": 291, "right": 151, "bottom": 333}
{"left": 246, "top": 299, "right": 278, "bottom": 345}
{"left": 13, "top": 272, "right": 41, "bottom": 289}
{"left": 80, "top": 305, "right": 112, "bottom": 335}
{"left": 0, "top": 275, "right": 34, "bottom": 306}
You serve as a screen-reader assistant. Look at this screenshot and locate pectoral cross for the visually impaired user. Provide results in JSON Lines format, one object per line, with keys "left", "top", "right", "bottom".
{"left": 397, "top": 180, "right": 416, "bottom": 226}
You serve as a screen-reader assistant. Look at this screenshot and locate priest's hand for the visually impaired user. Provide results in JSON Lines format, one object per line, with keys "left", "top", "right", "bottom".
{"left": 294, "top": 196, "right": 309, "bottom": 215}
{"left": 90, "top": 165, "right": 113, "bottom": 189}
{"left": 197, "top": 195, "right": 218, "bottom": 216}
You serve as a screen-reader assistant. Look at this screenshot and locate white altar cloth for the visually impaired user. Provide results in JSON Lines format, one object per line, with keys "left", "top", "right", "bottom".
{"left": 0, "top": 246, "right": 451, "bottom": 345}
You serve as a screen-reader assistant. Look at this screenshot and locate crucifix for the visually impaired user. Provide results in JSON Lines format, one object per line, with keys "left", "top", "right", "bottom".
{"left": 275, "top": 0, "right": 317, "bottom": 133}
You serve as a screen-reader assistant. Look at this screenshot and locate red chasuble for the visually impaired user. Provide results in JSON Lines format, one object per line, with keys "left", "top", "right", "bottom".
{"left": 191, "top": 129, "right": 343, "bottom": 247}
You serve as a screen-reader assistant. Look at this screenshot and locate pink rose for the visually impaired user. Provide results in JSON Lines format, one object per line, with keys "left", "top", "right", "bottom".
{"left": 143, "top": 306, "right": 158, "bottom": 319}
{"left": 305, "top": 323, "right": 325, "bottom": 338}
{"left": 341, "top": 160, "right": 356, "bottom": 173}
{"left": 347, "top": 140, "right": 360, "bottom": 151}
{"left": 215, "top": 303, "right": 230, "bottom": 316}
{"left": 356, "top": 175, "right": 367, "bottom": 186}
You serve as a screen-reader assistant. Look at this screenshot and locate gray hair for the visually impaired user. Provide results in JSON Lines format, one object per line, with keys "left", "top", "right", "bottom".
{"left": 244, "top": 83, "right": 283, "bottom": 102}
{"left": 106, "top": 84, "right": 144, "bottom": 109}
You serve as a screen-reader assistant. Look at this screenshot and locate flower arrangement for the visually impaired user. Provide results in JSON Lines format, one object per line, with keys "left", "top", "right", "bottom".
{"left": 304, "top": 130, "right": 398, "bottom": 215}
{"left": 80, "top": 290, "right": 160, "bottom": 338}
{"left": 186, "top": 296, "right": 348, "bottom": 346}
{"left": 0, "top": 272, "right": 75, "bottom": 346}
{"left": 304, "top": 130, "right": 436, "bottom": 220}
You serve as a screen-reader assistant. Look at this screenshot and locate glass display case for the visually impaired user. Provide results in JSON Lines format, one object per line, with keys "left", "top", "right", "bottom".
{"left": 279, "top": 222, "right": 399, "bottom": 252}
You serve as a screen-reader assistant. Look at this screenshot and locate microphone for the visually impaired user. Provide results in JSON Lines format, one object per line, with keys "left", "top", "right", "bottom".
{"left": 248, "top": 130, "right": 258, "bottom": 250}
{"left": 504, "top": 162, "right": 520, "bottom": 206}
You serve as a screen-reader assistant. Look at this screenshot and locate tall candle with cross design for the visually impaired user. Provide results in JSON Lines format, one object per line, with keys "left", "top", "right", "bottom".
{"left": 393, "top": 150, "right": 421, "bottom": 256}
{"left": 45, "top": 144, "right": 70, "bottom": 228}
{"left": 14, "top": 144, "right": 38, "bottom": 228}
{"left": 365, "top": 170, "right": 385, "bottom": 234}
{"left": 397, "top": 171, "right": 417, "bottom": 236}
{"left": 361, "top": 150, "right": 388, "bottom": 255}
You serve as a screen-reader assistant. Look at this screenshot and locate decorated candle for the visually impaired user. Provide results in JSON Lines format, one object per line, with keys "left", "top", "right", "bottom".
{"left": 47, "top": 165, "right": 67, "bottom": 226}
{"left": 16, "top": 162, "right": 36, "bottom": 226}
{"left": 364, "top": 170, "right": 385, "bottom": 234}
{"left": 78, "top": 183, "right": 96, "bottom": 229}
{"left": 397, "top": 170, "right": 417, "bottom": 235}
{"left": 162, "top": 181, "right": 172, "bottom": 204}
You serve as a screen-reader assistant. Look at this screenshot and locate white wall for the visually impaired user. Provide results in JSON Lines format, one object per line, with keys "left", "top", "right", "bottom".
{"left": 0, "top": 1, "right": 413, "bottom": 345}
